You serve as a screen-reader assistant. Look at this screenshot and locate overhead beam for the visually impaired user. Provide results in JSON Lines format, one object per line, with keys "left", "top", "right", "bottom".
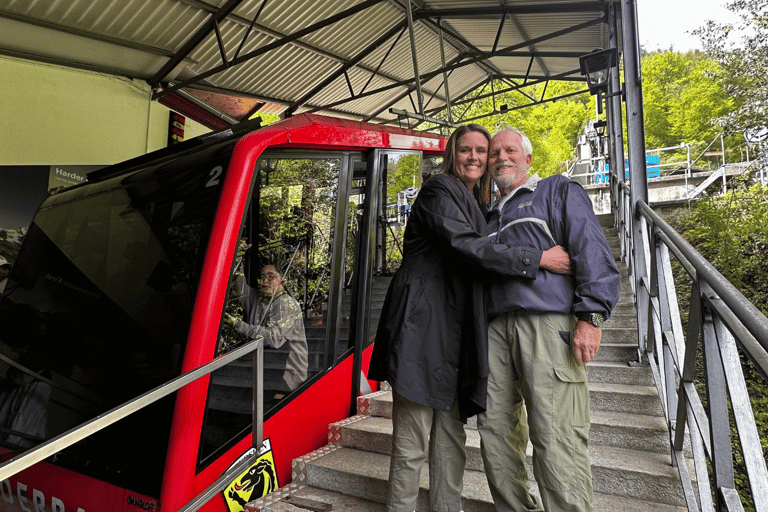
{"left": 306, "top": 13, "right": 603, "bottom": 116}
{"left": 283, "top": 19, "right": 409, "bottom": 117}
{"left": 149, "top": 0, "right": 247, "bottom": 87}
{"left": 153, "top": 0, "right": 386, "bottom": 101}
{"left": 413, "top": 2, "right": 609, "bottom": 18}
{"left": 459, "top": 88, "right": 590, "bottom": 124}
{"left": 174, "top": 0, "right": 411, "bottom": 97}
{"left": 386, "top": 0, "right": 505, "bottom": 84}
{"left": 424, "top": 68, "right": 583, "bottom": 113}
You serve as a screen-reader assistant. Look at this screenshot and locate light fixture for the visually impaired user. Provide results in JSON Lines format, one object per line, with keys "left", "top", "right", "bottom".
{"left": 579, "top": 48, "right": 618, "bottom": 95}
{"left": 594, "top": 120, "right": 607, "bottom": 137}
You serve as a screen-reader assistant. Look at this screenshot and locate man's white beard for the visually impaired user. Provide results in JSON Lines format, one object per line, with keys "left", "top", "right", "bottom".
{"left": 492, "top": 174, "right": 517, "bottom": 191}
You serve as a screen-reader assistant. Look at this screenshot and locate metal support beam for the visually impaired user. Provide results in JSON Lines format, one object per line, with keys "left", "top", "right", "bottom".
{"left": 307, "top": 15, "right": 602, "bottom": 117}
{"left": 414, "top": 2, "right": 609, "bottom": 18}
{"left": 460, "top": 88, "right": 589, "bottom": 124}
{"left": 154, "top": 0, "right": 386, "bottom": 100}
{"left": 149, "top": 0, "right": 246, "bottom": 87}
{"left": 405, "top": 0, "right": 425, "bottom": 115}
{"left": 438, "top": 19, "right": 453, "bottom": 123}
{"left": 607, "top": 2, "right": 625, "bottom": 238}
{"left": 621, "top": 0, "right": 650, "bottom": 363}
{"left": 284, "top": 19, "right": 408, "bottom": 117}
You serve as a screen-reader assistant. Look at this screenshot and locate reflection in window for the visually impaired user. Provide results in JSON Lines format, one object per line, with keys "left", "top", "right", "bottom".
{"left": 199, "top": 157, "right": 344, "bottom": 467}
{"left": 0, "top": 159, "right": 225, "bottom": 496}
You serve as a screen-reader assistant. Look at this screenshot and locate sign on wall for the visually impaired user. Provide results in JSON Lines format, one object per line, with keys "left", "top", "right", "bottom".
{"left": 169, "top": 112, "right": 185, "bottom": 145}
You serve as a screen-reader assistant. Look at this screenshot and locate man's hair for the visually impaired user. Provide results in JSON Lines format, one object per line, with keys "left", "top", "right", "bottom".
{"left": 495, "top": 127, "right": 533, "bottom": 157}
{"left": 440, "top": 123, "right": 493, "bottom": 205}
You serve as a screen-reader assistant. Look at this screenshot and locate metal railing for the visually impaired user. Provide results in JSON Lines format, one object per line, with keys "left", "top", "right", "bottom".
{"left": 0, "top": 336, "right": 266, "bottom": 512}
{"left": 617, "top": 178, "right": 768, "bottom": 511}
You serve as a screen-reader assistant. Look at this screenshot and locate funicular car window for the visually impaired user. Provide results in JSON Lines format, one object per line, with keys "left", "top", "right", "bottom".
{"left": 199, "top": 155, "right": 347, "bottom": 467}
{"left": 0, "top": 155, "right": 228, "bottom": 496}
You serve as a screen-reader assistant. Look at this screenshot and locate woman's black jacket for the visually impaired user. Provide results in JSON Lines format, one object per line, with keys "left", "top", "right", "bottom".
{"left": 367, "top": 174, "right": 541, "bottom": 422}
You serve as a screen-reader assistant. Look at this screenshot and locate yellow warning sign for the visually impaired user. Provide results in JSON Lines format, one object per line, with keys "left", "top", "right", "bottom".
{"left": 222, "top": 438, "right": 279, "bottom": 512}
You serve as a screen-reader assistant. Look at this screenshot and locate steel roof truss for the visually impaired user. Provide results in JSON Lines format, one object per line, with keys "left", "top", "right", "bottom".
{"left": 213, "top": 18, "right": 229, "bottom": 68}
{"left": 343, "top": 70, "right": 355, "bottom": 98}
{"left": 361, "top": 26, "right": 407, "bottom": 96}
{"left": 405, "top": 0, "right": 425, "bottom": 115}
{"left": 455, "top": 80, "right": 491, "bottom": 124}
{"left": 462, "top": 88, "right": 588, "bottom": 124}
{"left": 428, "top": 68, "right": 581, "bottom": 112}
{"left": 492, "top": 11, "right": 507, "bottom": 56}
{"left": 510, "top": 14, "right": 550, "bottom": 76}
{"left": 495, "top": 14, "right": 606, "bottom": 57}
{"left": 233, "top": 0, "right": 270, "bottom": 61}
{"left": 284, "top": 18, "right": 409, "bottom": 117}
{"left": 179, "top": 0, "right": 406, "bottom": 89}
{"left": 540, "top": 80, "right": 550, "bottom": 102}
{"left": 438, "top": 20, "right": 453, "bottom": 123}
{"left": 307, "top": 14, "right": 603, "bottom": 116}
{"left": 149, "top": 0, "right": 247, "bottom": 87}
{"left": 414, "top": 2, "right": 609, "bottom": 18}
{"left": 154, "top": 0, "right": 386, "bottom": 101}
{"left": 524, "top": 55, "right": 534, "bottom": 83}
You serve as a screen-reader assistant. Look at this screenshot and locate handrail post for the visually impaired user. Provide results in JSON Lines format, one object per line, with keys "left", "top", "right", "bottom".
{"left": 253, "top": 343, "right": 264, "bottom": 450}
{"left": 620, "top": 0, "right": 650, "bottom": 365}
{"left": 701, "top": 300, "right": 736, "bottom": 512}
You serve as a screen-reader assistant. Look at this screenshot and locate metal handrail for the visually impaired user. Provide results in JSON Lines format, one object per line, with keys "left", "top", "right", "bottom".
{"left": 0, "top": 336, "right": 265, "bottom": 499}
{"left": 616, "top": 177, "right": 768, "bottom": 511}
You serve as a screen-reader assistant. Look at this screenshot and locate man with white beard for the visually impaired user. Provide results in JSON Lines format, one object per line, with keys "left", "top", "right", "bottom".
{"left": 477, "top": 128, "right": 621, "bottom": 512}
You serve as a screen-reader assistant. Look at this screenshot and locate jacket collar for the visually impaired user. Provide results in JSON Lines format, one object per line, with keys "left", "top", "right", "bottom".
{"left": 490, "top": 173, "right": 542, "bottom": 213}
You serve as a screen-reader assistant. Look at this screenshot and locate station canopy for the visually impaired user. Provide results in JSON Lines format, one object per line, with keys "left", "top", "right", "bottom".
{"left": 0, "top": 0, "right": 624, "bottom": 130}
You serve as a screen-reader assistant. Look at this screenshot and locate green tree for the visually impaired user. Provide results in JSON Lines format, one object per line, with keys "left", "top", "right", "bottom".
{"left": 694, "top": 0, "right": 768, "bottom": 153}
{"left": 641, "top": 51, "right": 736, "bottom": 162}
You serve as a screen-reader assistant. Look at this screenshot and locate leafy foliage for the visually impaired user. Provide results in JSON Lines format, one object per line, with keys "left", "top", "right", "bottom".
{"left": 641, "top": 51, "right": 737, "bottom": 163}
{"left": 693, "top": 0, "right": 768, "bottom": 154}
{"left": 672, "top": 184, "right": 768, "bottom": 511}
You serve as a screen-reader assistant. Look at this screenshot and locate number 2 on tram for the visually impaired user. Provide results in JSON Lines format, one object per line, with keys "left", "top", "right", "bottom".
{"left": 0, "top": 114, "right": 445, "bottom": 512}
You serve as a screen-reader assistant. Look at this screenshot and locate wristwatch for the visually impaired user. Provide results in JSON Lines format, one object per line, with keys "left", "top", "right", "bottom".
{"left": 579, "top": 313, "right": 605, "bottom": 327}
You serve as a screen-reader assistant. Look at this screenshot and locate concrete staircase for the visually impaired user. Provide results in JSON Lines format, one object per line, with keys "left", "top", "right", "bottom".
{"left": 246, "top": 218, "right": 692, "bottom": 511}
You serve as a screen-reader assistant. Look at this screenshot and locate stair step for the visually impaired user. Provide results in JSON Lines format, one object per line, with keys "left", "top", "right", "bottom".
{"left": 291, "top": 443, "right": 688, "bottom": 509}
{"left": 590, "top": 382, "right": 665, "bottom": 416}
{"left": 588, "top": 361, "right": 653, "bottom": 386}
{"left": 337, "top": 405, "right": 681, "bottom": 460}
{"left": 594, "top": 342, "right": 638, "bottom": 363}
{"left": 359, "top": 380, "right": 664, "bottom": 419}
{"left": 600, "top": 326, "right": 637, "bottom": 344}
{"left": 245, "top": 483, "right": 386, "bottom": 511}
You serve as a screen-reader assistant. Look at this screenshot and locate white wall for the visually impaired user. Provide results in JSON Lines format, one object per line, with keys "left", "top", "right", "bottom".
{"left": 0, "top": 55, "right": 210, "bottom": 165}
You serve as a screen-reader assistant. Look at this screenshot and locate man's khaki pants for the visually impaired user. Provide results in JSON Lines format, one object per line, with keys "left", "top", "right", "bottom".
{"left": 387, "top": 392, "right": 466, "bottom": 512}
{"left": 477, "top": 312, "right": 594, "bottom": 512}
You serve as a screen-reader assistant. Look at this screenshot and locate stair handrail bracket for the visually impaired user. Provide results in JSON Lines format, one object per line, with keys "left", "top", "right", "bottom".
{"left": 619, "top": 183, "right": 768, "bottom": 511}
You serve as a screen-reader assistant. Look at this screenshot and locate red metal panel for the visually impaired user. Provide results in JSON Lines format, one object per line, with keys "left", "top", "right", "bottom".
{"left": 160, "top": 113, "right": 444, "bottom": 511}
{"left": 0, "top": 448, "right": 158, "bottom": 512}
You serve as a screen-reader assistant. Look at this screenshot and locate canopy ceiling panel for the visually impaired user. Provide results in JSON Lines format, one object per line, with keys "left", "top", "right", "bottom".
{"left": 0, "top": 0, "right": 623, "bottom": 128}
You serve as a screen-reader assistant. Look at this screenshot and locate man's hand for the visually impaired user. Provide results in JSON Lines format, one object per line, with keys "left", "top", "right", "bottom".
{"left": 573, "top": 319, "right": 601, "bottom": 366}
{"left": 540, "top": 245, "right": 572, "bottom": 275}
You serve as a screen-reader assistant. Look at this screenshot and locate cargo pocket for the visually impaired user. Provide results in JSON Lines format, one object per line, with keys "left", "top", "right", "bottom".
{"left": 553, "top": 366, "right": 588, "bottom": 428}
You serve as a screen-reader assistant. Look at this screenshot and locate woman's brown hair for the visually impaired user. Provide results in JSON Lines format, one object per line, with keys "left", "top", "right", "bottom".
{"left": 440, "top": 123, "right": 493, "bottom": 205}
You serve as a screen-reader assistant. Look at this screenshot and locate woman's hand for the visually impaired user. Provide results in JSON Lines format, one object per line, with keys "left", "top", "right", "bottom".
{"left": 540, "top": 245, "right": 572, "bottom": 274}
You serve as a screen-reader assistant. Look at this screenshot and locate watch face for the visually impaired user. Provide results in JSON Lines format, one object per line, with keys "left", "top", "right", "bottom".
{"left": 590, "top": 313, "right": 605, "bottom": 327}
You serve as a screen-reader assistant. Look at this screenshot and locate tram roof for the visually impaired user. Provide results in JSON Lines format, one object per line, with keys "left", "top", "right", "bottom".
{"left": 0, "top": 0, "right": 623, "bottom": 129}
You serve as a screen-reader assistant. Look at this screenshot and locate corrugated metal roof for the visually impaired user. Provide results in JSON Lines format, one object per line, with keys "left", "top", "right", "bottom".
{"left": 0, "top": 0, "right": 624, "bottom": 127}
